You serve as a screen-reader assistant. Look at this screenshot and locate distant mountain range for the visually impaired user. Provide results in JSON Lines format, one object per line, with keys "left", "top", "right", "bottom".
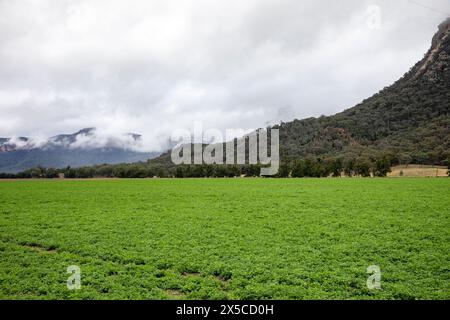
{"left": 0, "top": 128, "right": 159, "bottom": 173}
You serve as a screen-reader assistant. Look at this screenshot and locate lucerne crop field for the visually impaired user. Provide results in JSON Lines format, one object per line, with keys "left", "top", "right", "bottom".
{"left": 0, "top": 178, "right": 448, "bottom": 300}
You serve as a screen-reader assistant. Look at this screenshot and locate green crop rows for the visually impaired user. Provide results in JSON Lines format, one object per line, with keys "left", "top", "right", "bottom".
{"left": 0, "top": 178, "right": 449, "bottom": 299}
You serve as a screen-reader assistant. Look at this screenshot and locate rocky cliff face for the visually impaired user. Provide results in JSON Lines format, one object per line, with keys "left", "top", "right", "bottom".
{"left": 411, "top": 17, "right": 450, "bottom": 82}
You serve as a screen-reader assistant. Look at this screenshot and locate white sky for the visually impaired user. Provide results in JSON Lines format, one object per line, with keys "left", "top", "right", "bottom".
{"left": 0, "top": 0, "right": 449, "bottom": 151}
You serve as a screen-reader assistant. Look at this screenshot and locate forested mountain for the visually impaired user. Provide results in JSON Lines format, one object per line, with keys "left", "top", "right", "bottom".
{"left": 143, "top": 18, "right": 450, "bottom": 176}
{"left": 276, "top": 17, "right": 450, "bottom": 165}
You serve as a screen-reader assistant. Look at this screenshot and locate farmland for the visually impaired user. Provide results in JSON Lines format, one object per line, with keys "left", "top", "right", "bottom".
{"left": 0, "top": 178, "right": 449, "bottom": 300}
{"left": 387, "top": 165, "right": 448, "bottom": 178}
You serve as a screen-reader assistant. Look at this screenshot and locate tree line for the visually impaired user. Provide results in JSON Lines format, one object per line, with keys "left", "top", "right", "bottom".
{"left": 2, "top": 154, "right": 447, "bottom": 179}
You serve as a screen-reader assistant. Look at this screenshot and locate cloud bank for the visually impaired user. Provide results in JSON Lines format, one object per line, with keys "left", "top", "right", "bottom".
{"left": 0, "top": 0, "right": 448, "bottom": 151}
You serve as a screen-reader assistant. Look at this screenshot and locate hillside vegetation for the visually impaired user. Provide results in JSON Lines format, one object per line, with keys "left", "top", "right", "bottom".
{"left": 139, "top": 18, "right": 450, "bottom": 177}
{"left": 277, "top": 18, "right": 450, "bottom": 166}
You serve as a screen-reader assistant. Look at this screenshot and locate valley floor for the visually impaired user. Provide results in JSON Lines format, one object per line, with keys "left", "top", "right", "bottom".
{"left": 0, "top": 178, "right": 448, "bottom": 299}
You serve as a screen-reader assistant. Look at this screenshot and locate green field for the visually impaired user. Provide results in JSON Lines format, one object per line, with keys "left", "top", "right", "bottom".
{"left": 0, "top": 178, "right": 449, "bottom": 300}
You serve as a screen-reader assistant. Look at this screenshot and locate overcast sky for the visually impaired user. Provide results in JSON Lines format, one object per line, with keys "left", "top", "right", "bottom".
{"left": 0, "top": 0, "right": 449, "bottom": 151}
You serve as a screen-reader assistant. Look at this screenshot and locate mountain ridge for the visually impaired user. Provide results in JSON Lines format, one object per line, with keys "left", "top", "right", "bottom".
{"left": 0, "top": 127, "right": 145, "bottom": 151}
{"left": 0, "top": 128, "right": 159, "bottom": 173}
{"left": 146, "top": 18, "right": 450, "bottom": 173}
{"left": 274, "top": 17, "right": 450, "bottom": 165}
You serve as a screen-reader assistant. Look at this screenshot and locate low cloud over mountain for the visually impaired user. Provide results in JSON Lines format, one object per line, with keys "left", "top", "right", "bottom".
{"left": 0, "top": 128, "right": 159, "bottom": 172}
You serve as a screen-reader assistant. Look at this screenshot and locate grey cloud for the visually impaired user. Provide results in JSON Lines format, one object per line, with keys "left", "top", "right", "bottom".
{"left": 0, "top": 0, "right": 449, "bottom": 151}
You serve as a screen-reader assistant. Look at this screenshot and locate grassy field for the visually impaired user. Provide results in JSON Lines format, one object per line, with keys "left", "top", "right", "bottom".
{"left": 388, "top": 165, "right": 448, "bottom": 177}
{"left": 0, "top": 178, "right": 448, "bottom": 300}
